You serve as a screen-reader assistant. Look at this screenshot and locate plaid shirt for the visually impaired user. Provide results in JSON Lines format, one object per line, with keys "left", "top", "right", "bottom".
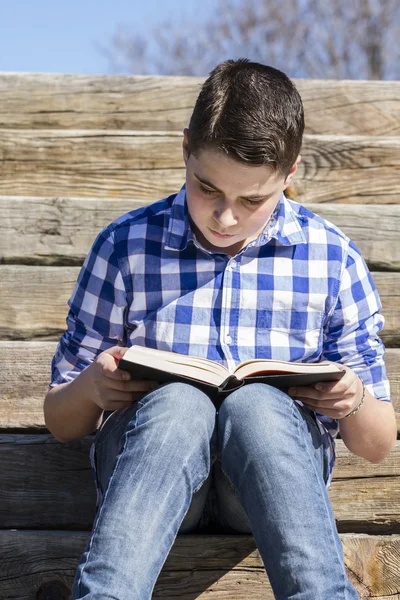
{"left": 51, "top": 184, "right": 391, "bottom": 488}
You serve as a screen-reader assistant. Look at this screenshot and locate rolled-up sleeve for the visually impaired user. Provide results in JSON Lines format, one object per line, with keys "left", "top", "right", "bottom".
{"left": 322, "top": 240, "right": 391, "bottom": 402}
{"left": 50, "top": 226, "right": 127, "bottom": 386}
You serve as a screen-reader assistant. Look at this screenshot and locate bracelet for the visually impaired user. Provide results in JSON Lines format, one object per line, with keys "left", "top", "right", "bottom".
{"left": 344, "top": 378, "right": 366, "bottom": 418}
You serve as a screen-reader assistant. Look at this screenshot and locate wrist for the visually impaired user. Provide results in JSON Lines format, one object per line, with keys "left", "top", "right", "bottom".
{"left": 75, "top": 366, "right": 104, "bottom": 415}
{"left": 343, "top": 377, "right": 366, "bottom": 418}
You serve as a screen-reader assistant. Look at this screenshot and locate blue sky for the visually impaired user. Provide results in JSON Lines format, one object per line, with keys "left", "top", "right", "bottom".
{"left": 0, "top": 0, "right": 216, "bottom": 75}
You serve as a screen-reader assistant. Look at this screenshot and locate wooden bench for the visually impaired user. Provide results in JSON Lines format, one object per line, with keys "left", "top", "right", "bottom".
{"left": 1, "top": 73, "right": 400, "bottom": 599}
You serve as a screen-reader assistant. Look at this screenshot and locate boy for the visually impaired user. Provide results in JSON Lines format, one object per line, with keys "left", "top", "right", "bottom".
{"left": 44, "top": 59, "right": 396, "bottom": 599}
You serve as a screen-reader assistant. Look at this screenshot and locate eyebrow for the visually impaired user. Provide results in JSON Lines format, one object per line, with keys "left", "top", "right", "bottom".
{"left": 194, "top": 173, "right": 273, "bottom": 200}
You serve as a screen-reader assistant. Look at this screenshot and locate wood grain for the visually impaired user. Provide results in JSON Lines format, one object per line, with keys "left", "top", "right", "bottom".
{"left": 373, "top": 272, "right": 400, "bottom": 346}
{"left": 0, "top": 130, "right": 399, "bottom": 203}
{"left": 0, "top": 531, "right": 398, "bottom": 599}
{"left": 1, "top": 74, "right": 399, "bottom": 135}
{"left": 1, "top": 267, "right": 398, "bottom": 343}
{"left": 0, "top": 196, "right": 147, "bottom": 266}
{"left": 1, "top": 342, "right": 399, "bottom": 430}
{"left": 0, "top": 434, "right": 399, "bottom": 532}
{"left": 0, "top": 265, "right": 80, "bottom": 340}
{"left": 296, "top": 135, "right": 400, "bottom": 204}
{"left": 1, "top": 198, "right": 399, "bottom": 270}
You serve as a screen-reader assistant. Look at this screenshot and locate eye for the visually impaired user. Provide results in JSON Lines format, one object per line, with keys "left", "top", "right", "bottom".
{"left": 245, "top": 198, "right": 265, "bottom": 206}
{"left": 199, "top": 183, "right": 216, "bottom": 195}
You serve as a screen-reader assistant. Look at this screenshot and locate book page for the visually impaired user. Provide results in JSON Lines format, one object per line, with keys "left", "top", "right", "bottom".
{"left": 122, "top": 346, "right": 229, "bottom": 385}
{"left": 234, "top": 359, "right": 343, "bottom": 380}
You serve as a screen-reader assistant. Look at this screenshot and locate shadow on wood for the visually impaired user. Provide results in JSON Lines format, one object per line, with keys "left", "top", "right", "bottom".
{"left": 36, "top": 581, "right": 71, "bottom": 600}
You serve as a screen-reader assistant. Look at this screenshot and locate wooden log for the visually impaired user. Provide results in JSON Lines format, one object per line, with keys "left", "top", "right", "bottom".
{"left": 329, "top": 476, "right": 400, "bottom": 534}
{"left": 307, "top": 203, "right": 400, "bottom": 271}
{"left": 0, "top": 435, "right": 97, "bottom": 529}
{"left": 0, "top": 130, "right": 399, "bottom": 203}
{"left": 0, "top": 530, "right": 398, "bottom": 599}
{"left": 296, "top": 135, "right": 400, "bottom": 204}
{"left": 0, "top": 130, "right": 185, "bottom": 201}
{"left": 0, "top": 341, "right": 58, "bottom": 429}
{"left": 3, "top": 341, "right": 400, "bottom": 431}
{"left": 374, "top": 272, "right": 400, "bottom": 347}
{"left": 1, "top": 74, "right": 399, "bottom": 136}
{"left": 1, "top": 197, "right": 399, "bottom": 271}
{"left": 334, "top": 439, "right": 400, "bottom": 478}
{"left": 0, "top": 196, "right": 147, "bottom": 267}
{"left": 0, "top": 434, "right": 399, "bottom": 531}
{"left": 1, "top": 266, "right": 398, "bottom": 343}
{"left": 0, "top": 265, "right": 79, "bottom": 340}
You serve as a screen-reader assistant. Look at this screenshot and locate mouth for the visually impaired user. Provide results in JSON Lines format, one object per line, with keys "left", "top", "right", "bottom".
{"left": 209, "top": 228, "right": 236, "bottom": 239}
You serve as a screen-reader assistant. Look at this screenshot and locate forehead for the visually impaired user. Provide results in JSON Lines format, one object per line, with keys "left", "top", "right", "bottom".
{"left": 190, "top": 148, "right": 283, "bottom": 192}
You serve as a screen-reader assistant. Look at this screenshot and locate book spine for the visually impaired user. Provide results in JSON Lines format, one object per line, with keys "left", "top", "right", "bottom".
{"left": 218, "top": 375, "right": 245, "bottom": 394}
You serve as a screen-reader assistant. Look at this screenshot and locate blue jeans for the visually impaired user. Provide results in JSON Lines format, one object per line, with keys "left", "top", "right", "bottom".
{"left": 72, "top": 382, "right": 359, "bottom": 599}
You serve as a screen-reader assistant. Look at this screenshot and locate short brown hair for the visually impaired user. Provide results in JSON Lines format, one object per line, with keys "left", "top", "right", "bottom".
{"left": 187, "top": 59, "right": 304, "bottom": 177}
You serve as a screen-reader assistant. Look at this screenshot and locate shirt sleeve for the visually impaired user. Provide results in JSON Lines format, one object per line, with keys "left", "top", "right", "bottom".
{"left": 50, "top": 226, "right": 128, "bottom": 387}
{"left": 321, "top": 239, "right": 391, "bottom": 402}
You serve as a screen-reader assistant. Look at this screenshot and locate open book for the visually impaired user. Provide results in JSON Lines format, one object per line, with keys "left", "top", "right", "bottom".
{"left": 118, "top": 346, "right": 345, "bottom": 406}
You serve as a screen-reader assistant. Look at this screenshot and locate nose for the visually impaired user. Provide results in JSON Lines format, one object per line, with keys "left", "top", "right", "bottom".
{"left": 213, "top": 202, "right": 238, "bottom": 229}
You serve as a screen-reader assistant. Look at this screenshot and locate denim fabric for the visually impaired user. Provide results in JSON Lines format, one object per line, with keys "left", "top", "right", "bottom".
{"left": 73, "top": 382, "right": 359, "bottom": 599}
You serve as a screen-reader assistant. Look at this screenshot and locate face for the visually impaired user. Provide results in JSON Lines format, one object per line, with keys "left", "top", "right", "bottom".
{"left": 183, "top": 130, "right": 301, "bottom": 256}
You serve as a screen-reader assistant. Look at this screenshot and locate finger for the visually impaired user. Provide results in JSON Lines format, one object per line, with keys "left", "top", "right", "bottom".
{"left": 103, "top": 377, "right": 158, "bottom": 393}
{"left": 106, "top": 389, "right": 137, "bottom": 403}
{"left": 123, "top": 380, "right": 158, "bottom": 392}
{"left": 299, "top": 399, "right": 336, "bottom": 415}
{"left": 103, "top": 345, "right": 129, "bottom": 360}
{"left": 313, "top": 379, "right": 354, "bottom": 395}
{"left": 104, "top": 390, "right": 154, "bottom": 411}
{"left": 288, "top": 385, "right": 351, "bottom": 400}
{"left": 288, "top": 385, "right": 322, "bottom": 399}
{"left": 302, "top": 398, "right": 343, "bottom": 410}
{"left": 100, "top": 346, "right": 130, "bottom": 377}
{"left": 301, "top": 403, "right": 338, "bottom": 418}
{"left": 301, "top": 398, "right": 352, "bottom": 418}
{"left": 98, "top": 354, "right": 129, "bottom": 382}
{"left": 300, "top": 401, "right": 319, "bottom": 412}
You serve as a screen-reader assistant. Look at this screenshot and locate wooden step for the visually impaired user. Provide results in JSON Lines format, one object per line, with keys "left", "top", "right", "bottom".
{"left": 1, "top": 267, "right": 398, "bottom": 343}
{"left": 1, "top": 197, "right": 399, "bottom": 270}
{"left": 1, "top": 74, "right": 399, "bottom": 136}
{"left": 0, "top": 130, "right": 399, "bottom": 203}
{"left": 0, "top": 530, "right": 398, "bottom": 599}
{"left": 1, "top": 342, "right": 399, "bottom": 431}
{"left": 0, "top": 434, "right": 399, "bottom": 532}
{"left": 2, "top": 342, "right": 399, "bottom": 431}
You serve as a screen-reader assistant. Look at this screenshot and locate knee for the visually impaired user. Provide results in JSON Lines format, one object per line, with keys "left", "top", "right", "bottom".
{"left": 218, "top": 383, "right": 295, "bottom": 443}
{"left": 138, "top": 381, "right": 217, "bottom": 433}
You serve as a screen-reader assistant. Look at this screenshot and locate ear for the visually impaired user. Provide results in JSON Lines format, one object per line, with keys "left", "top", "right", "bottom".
{"left": 283, "top": 155, "right": 301, "bottom": 189}
{"left": 182, "top": 128, "right": 190, "bottom": 166}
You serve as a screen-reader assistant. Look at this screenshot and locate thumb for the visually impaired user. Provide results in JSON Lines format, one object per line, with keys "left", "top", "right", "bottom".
{"left": 103, "top": 345, "right": 129, "bottom": 362}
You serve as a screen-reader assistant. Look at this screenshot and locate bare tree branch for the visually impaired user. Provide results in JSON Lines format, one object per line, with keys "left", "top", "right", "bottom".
{"left": 100, "top": 0, "right": 400, "bottom": 79}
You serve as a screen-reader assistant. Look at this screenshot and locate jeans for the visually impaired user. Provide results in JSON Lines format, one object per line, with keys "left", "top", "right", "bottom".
{"left": 72, "top": 382, "right": 359, "bottom": 600}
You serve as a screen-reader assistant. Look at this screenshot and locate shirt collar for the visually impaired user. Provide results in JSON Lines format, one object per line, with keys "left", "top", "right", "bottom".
{"left": 165, "top": 184, "right": 192, "bottom": 251}
{"left": 165, "top": 184, "right": 306, "bottom": 252}
{"left": 258, "top": 193, "right": 307, "bottom": 247}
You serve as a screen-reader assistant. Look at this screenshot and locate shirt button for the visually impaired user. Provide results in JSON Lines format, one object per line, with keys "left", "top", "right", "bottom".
{"left": 226, "top": 334, "right": 232, "bottom": 344}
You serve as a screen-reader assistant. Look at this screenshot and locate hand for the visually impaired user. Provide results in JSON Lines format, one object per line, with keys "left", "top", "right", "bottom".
{"left": 287, "top": 365, "right": 364, "bottom": 420}
{"left": 82, "top": 346, "right": 157, "bottom": 411}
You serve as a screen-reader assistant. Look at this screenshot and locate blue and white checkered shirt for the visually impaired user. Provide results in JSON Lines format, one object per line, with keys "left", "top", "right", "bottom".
{"left": 51, "top": 184, "right": 391, "bottom": 488}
